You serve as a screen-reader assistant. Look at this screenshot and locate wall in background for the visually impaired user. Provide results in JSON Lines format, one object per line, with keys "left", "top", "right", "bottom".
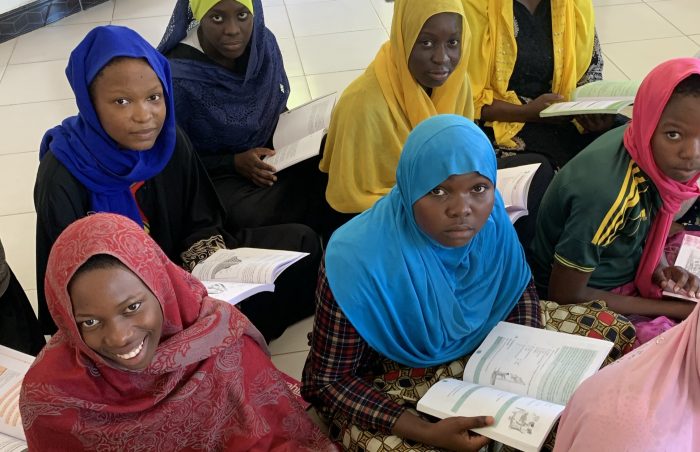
{"left": 0, "top": 0, "right": 109, "bottom": 43}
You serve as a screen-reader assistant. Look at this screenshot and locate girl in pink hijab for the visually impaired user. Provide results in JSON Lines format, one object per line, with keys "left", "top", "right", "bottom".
{"left": 552, "top": 58, "right": 700, "bottom": 450}
{"left": 531, "top": 58, "right": 700, "bottom": 346}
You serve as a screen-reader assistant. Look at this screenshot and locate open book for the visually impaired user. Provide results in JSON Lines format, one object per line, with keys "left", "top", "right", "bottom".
{"left": 417, "top": 322, "right": 612, "bottom": 452}
{"left": 192, "top": 248, "right": 309, "bottom": 305}
{"left": 662, "top": 233, "right": 700, "bottom": 302}
{"left": 0, "top": 346, "right": 32, "bottom": 452}
{"left": 539, "top": 80, "right": 640, "bottom": 117}
{"left": 497, "top": 163, "right": 540, "bottom": 223}
{"left": 264, "top": 92, "right": 338, "bottom": 173}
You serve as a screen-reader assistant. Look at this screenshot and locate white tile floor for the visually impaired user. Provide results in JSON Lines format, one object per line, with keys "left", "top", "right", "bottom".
{"left": 0, "top": 0, "right": 698, "bottom": 379}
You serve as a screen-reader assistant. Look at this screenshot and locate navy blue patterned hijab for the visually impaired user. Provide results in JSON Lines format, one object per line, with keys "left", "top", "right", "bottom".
{"left": 158, "top": 0, "right": 289, "bottom": 154}
{"left": 39, "top": 26, "right": 176, "bottom": 227}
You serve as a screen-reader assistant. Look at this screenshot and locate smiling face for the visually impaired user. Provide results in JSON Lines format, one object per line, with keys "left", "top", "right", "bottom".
{"left": 651, "top": 92, "right": 700, "bottom": 182}
{"left": 412, "top": 172, "right": 495, "bottom": 247}
{"left": 70, "top": 261, "right": 163, "bottom": 371}
{"left": 90, "top": 57, "right": 166, "bottom": 151}
{"left": 198, "top": 0, "right": 254, "bottom": 66}
{"left": 407, "top": 12, "right": 462, "bottom": 91}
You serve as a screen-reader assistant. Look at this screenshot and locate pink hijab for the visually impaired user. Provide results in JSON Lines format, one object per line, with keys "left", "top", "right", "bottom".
{"left": 625, "top": 58, "right": 700, "bottom": 298}
{"left": 20, "top": 213, "right": 335, "bottom": 451}
{"left": 554, "top": 302, "right": 700, "bottom": 451}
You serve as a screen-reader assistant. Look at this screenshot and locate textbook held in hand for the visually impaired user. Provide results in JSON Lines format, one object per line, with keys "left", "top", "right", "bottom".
{"left": 264, "top": 92, "right": 338, "bottom": 173}
{"left": 417, "top": 322, "right": 613, "bottom": 452}
{"left": 662, "top": 233, "right": 700, "bottom": 302}
{"left": 539, "top": 79, "right": 641, "bottom": 118}
{"left": 496, "top": 163, "right": 540, "bottom": 224}
{"left": 0, "top": 345, "right": 33, "bottom": 452}
{"left": 192, "top": 248, "right": 309, "bottom": 305}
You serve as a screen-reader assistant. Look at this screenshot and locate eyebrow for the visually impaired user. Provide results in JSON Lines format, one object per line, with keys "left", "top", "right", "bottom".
{"left": 73, "top": 294, "right": 143, "bottom": 319}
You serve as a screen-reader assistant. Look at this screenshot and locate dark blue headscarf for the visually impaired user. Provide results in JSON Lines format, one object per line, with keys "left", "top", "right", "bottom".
{"left": 326, "top": 115, "right": 531, "bottom": 368}
{"left": 157, "top": 0, "right": 289, "bottom": 154}
{"left": 39, "top": 25, "right": 176, "bottom": 227}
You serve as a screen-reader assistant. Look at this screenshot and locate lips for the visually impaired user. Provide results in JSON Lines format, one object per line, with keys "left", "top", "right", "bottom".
{"left": 221, "top": 41, "right": 244, "bottom": 50}
{"left": 427, "top": 69, "right": 451, "bottom": 82}
{"left": 114, "top": 337, "right": 145, "bottom": 360}
{"left": 130, "top": 128, "right": 158, "bottom": 139}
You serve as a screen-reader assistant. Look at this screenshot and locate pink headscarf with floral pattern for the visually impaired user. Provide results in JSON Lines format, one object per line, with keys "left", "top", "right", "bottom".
{"left": 20, "top": 213, "right": 335, "bottom": 451}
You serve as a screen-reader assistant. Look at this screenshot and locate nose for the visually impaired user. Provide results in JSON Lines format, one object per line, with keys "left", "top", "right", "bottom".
{"left": 131, "top": 101, "right": 153, "bottom": 124}
{"left": 432, "top": 44, "right": 450, "bottom": 65}
{"left": 103, "top": 319, "right": 132, "bottom": 350}
{"left": 223, "top": 18, "right": 241, "bottom": 36}
{"left": 446, "top": 195, "right": 471, "bottom": 218}
{"left": 680, "top": 138, "right": 700, "bottom": 161}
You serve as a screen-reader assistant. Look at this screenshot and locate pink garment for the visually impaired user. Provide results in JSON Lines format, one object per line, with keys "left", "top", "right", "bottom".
{"left": 626, "top": 58, "right": 700, "bottom": 298}
{"left": 554, "top": 303, "right": 700, "bottom": 451}
{"left": 20, "top": 214, "right": 335, "bottom": 451}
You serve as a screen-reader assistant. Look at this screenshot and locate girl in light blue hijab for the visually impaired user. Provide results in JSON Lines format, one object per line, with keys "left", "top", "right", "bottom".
{"left": 302, "top": 115, "right": 636, "bottom": 452}
{"left": 327, "top": 114, "right": 531, "bottom": 367}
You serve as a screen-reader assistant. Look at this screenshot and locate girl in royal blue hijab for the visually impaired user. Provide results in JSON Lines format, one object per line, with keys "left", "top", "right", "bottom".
{"left": 158, "top": 0, "right": 325, "bottom": 235}
{"left": 34, "top": 25, "right": 322, "bottom": 344}
{"left": 301, "top": 114, "right": 635, "bottom": 452}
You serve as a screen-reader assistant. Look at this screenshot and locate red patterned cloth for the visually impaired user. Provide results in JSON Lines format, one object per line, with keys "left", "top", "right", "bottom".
{"left": 20, "top": 213, "right": 335, "bottom": 451}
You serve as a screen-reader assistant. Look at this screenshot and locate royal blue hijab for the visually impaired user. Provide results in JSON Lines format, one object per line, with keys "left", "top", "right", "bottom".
{"left": 39, "top": 26, "right": 176, "bottom": 227}
{"left": 157, "top": 0, "right": 289, "bottom": 154}
{"left": 326, "top": 115, "right": 531, "bottom": 368}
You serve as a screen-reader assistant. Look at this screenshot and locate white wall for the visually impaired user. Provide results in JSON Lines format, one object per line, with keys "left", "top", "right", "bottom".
{"left": 0, "top": 0, "right": 36, "bottom": 16}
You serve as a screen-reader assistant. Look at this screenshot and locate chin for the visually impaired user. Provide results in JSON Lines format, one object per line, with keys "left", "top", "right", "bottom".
{"left": 126, "top": 140, "right": 158, "bottom": 152}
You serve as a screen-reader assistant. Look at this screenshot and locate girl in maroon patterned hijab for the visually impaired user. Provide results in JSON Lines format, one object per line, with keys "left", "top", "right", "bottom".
{"left": 20, "top": 213, "right": 335, "bottom": 451}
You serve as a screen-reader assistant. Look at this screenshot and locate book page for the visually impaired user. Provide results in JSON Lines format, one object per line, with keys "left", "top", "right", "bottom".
{"left": 573, "top": 79, "right": 641, "bottom": 100}
{"left": 662, "top": 233, "right": 700, "bottom": 302}
{"left": 417, "top": 379, "right": 562, "bottom": 452}
{"left": 202, "top": 281, "right": 274, "bottom": 306}
{"left": 0, "top": 347, "right": 32, "bottom": 441}
{"left": 191, "top": 248, "right": 309, "bottom": 284}
{"left": 264, "top": 129, "right": 325, "bottom": 173}
{"left": 273, "top": 92, "right": 337, "bottom": 149}
{"left": 497, "top": 163, "right": 540, "bottom": 214}
{"left": 539, "top": 99, "right": 633, "bottom": 117}
{"left": 464, "top": 322, "right": 612, "bottom": 405}
{"left": 0, "top": 433, "right": 26, "bottom": 452}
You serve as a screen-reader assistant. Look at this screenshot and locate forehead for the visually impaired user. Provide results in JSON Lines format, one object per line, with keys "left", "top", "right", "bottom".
{"left": 419, "top": 12, "right": 462, "bottom": 34}
{"left": 659, "top": 94, "right": 700, "bottom": 122}
{"left": 441, "top": 171, "right": 492, "bottom": 186}
{"left": 70, "top": 266, "right": 147, "bottom": 312}
{"left": 91, "top": 58, "right": 161, "bottom": 92}
{"left": 210, "top": 0, "right": 249, "bottom": 13}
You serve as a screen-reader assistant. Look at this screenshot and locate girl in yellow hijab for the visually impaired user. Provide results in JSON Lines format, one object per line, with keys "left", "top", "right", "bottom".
{"left": 465, "top": 0, "right": 616, "bottom": 167}
{"left": 319, "top": 0, "right": 473, "bottom": 217}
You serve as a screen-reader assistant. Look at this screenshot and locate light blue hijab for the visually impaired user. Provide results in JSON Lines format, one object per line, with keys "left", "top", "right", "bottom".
{"left": 326, "top": 114, "right": 531, "bottom": 368}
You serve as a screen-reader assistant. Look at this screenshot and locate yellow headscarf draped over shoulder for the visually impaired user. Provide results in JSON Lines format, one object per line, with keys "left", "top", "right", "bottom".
{"left": 320, "top": 0, "right": 474, "bottom": 213}
{"left": 464, "top": 0, "right": 594, "bottom": 148}
{"left": 190, "top": 0, "right": 254, "bottom": 21}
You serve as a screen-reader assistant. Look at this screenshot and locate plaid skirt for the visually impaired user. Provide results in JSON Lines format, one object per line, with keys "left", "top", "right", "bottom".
{"left": 325, "top": 300, "right": 636, "bottom": 452}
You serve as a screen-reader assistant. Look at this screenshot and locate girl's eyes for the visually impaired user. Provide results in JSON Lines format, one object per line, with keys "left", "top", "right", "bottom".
{"left": 448, "top": 39, "right": 460, "bottom": 47}
{"left": 238, "top": 12, "right": 249, "bottom": 20}
{"left": 421, "top": 40, "right": 433, "bottom": 48}
{"left": 125, "top": 302, "right": 142, "bottom": 314}
{"left": 666, "top": 131, "right": 682, "bottom": 140}
{"left": 430, "top": 187, "right": 447, "bottom": 196}
{"left": 210, "top": 14, "right": 224, "bottom": 23}
{"left": 81, "top": 319, "right": 100, "bottom": 329}
{"left": 473, "top": 184, "right": 489, "bottom": 194}
{"left": 114, "top": 98, "right": 130, "bottom": 106}
{"left": 148, "top": 93, "right": 162, "bottom": 102}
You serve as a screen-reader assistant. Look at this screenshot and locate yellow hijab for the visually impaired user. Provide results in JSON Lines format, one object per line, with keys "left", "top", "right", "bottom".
{"left": 465, "top": 0, "right": 594, "bottom": 148}
{"left": 320, "top": 0, "right": 474, "bottom": 214}
{"left": 190, "top": 0, "right": 254, "bottom": 21}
